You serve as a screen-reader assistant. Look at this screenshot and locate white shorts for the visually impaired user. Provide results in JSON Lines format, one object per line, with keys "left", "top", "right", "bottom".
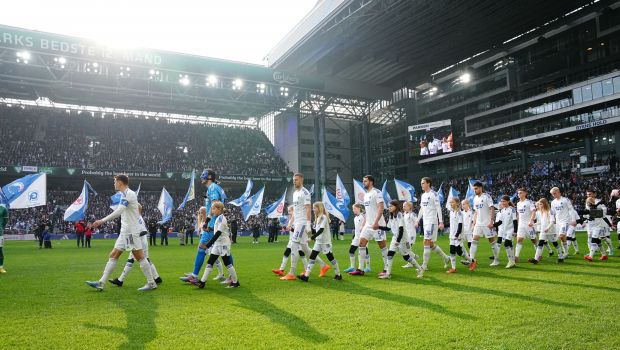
{"left": 539, "top": 231, "right": 557, "bottom": 242}
{"left": 556, "top": 222, "right": 569, "bottom": 236}
{"left": 389, "top": 239, "right": 413, "bottom": 255}
{"left": 114, "top": 233, "right": 144, "bottom": 252}
{"left": 351, "top": 233, "right": 361, "bottom": 247}
{"left": 211, "top": 244, "right": 231, "bottom": 257}
{"left": 361, "top": 227, "right": 386, "bottom": 242}
{"left": 287, "top": 240, "right": 302, "bottom": 252}
{"left": 423, "top": 223, "right": 438, "bottom": 241}
{"left": 499, "top": 230, "right": 514, "bottom": 241}
{"left": 128, "top": 236, "right": 150, "bottom": 260}
{"left": 600, "top": 227, "right": 610, "bottom": 238}
{"left": 449, "top": 238, "right": 462, "bottom": 246}
{"left": 312, "top": 242, "right": 332, "bottom": 254}
{"left": 517, "top": 226, "right": 536, "bottom": 239}
{"left": 0, "top": 236, "right": 4, "bottom": 248}
{"left": 566, "top": 225, "right": 576, "bottom": 239}
{"left": 473, "top": 226, "right": 496, "bottom": 238}
{"left": 464, "top": 231, "right": 473, "bottom": 243}
{"left": 290, "top": 223, "right": 308, "bottom": 243}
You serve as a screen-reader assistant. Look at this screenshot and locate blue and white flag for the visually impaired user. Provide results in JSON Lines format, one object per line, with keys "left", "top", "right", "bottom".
{"left": 136, "top": 182, "right": 141, "bottom": 197}
{"left": 496, "top": 193, "right": 505, "bottom": 205}
{"left": 437, "top": 183, "right": 445, "bottom": 205}
{"left": 177, "top": 170, "right": 196, "bottom": 210}
{"left": 110, "top": 192, "right": 123, "bottom": 210}
{"left": 0, "top": 188, "right": 8, "bottom": 208}
{"left": 446, "top": 186, "right": 460, "bottom": 209}
{"left": 510, "top": 191, "right": 519, "bottom": 203}
{"left": 229, "top": 179, "right": 253, "bottom": 207}
{"left": 1, "top": 173, "right": 47, "bottom": 209}
{"left": 241, "top": 186, "right": 265, "bottom": 221}
{"left": 381, "top": 180, "right": 392, "bottom": 204}
{"left": 308, "top": 184, "right": 315, "bottom": 196}
{"left": 465, "top": 179, "right": 477, "bottom": 205}
{"left": 394, "top": 179, "right": 416, "bottom": 202}
{"left": 265, "top": 188, "right": 287, "bottom": 219}
{"left": 64, "top": 180, "right": 97, "bottom": 221}
{"left": 335, "top": 174, "right": 350, "bottom": 206}
{"left": 157, "top": 187, "right": 174, "bottom": 224}
{"left": 353, "top": 178, "right": 366, "bottom": 204}
{"left": 322, "top": 186, "right": 350, "bottom": 222}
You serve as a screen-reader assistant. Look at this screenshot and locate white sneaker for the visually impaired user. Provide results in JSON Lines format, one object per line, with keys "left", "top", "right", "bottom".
{"left": 213, "top": 274, "right": 226, "bottom": 281}
{"left": 490, "top": 260, "right": 500, "bottom": 267}
{"left": 378, "top": 273, "right": 391, "bottom": 279}
{"left": 221, "top": 277, "right": 232, "bottom": 284}
{"left": 85, "top": 280, "right": 104, "bottom": 291}
{"left": 505, "top": 261, "right": 516, "bottom": 269}
{"left": 402, "top": 262, "right": 414, "bottom": 268}
{"left": 138, "top": 282, "right": 157, "bottom": 291}
{"left": 416, "top": 268, "right": 424, "bottom": 278}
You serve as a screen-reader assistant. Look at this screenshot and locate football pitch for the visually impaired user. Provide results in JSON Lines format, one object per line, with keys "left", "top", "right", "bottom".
{"left": 0, "top": 234, "right": 618, "bottom": 350}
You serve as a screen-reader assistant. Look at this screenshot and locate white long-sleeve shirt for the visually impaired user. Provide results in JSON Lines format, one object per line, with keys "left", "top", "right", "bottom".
{"left": 551, "top": 196, "right": 575, "bottom": 224}
{"left": 102, "top": 188, "right": 140, "bottom": 235}
{"left": 418, "top": 191, "right": 443, "bottom": 225}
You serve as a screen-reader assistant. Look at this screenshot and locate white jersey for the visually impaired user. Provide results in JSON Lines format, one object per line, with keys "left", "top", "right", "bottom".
{"left": 419, "top": 191, "right": 443, "bottom": 225}
{"left": 551, "top": 196, "right": 574, "bottom": 224}
{"left": 571, "top": 209, "right": 579, "bottom": 223}
{"left": 473, "top": 193, "right": 494, "bottom": 227}
{"left": 496, "top": 207, "right": 515, "bottom": 237}
{"left": 516, "top": 199, "right": 536, "bottom": 227}
{"left": 441, "top": 141, "right": 452, "bottom": 153}
{"left": 292, "top": 187, "right": 311, "bottom": 225}
{"left": 616, "top": 198, "right": 620, "bottom": 214}
{"left": 363, "top": 188, "right": 386, "bottom": 229}
{"left": 213, "top": 215, "right": 231, "bottom": 246}
{"left": 353, "top": 214, "right": 365, "bottom": 238}
{"left": 420, "top": 147, "right": 429, "bottom": 156}
{"left": 586, "top": 199, "right": 608, "bottom": 229}
{"left": 403, "top": 211, "right": 417, "bottom": 237}
{"left": 103, "top": 188, "right": 140, "bottom": 235}
{"left": 462, "top": 209, "right": 474, "bottom": 233}
{"left": 536, "top": 211, "right": 553, "bottom": 234}
{"left": 388, "top": 212, "right": 405, "bottom": 238}
{"left": 448, "top": 208, "right": 462, "bottom": 239}
{"left": 429, "top": 139, "right": 439, "bottom": 154}
{"left": 313, "top": 214, "right": 331, "bottom": 244}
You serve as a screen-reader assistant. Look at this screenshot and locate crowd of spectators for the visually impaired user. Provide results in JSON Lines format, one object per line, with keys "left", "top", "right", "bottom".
{"left": 0, "top": 105, "right": 290, "bottom": 175}
{"left": 4, "top": 189, "right": 280, "bottom": 236}
{"left": 7, "top": 164, "right": 619, "bottom": 237}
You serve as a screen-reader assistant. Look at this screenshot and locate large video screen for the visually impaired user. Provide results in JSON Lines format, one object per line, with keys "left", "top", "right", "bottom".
{"left": 408, "top": 119, "right": 454, "bottom": 157}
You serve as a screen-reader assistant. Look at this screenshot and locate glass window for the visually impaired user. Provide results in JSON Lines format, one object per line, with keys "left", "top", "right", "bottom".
{"left": 582, "top": 85, "right": 593, "bottom": 101}
{"left": 614, "top": 76, "right": 620, "bottom": 94}
{"left": 603, "top": 79, "right": 614, "bottom": 96}
{"left": 592, "top": 82, "right": 603, "bottom": 99}
{"left": 573, "top": 88, "right": 582, "bottom": 104}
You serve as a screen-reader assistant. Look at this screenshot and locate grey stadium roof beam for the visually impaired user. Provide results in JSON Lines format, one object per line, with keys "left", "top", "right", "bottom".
{"left": 268, "top": 0, "right": 608, "bottom": 91}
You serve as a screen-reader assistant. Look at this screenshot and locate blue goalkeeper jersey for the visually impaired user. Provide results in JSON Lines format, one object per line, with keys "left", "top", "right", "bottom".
{"left": 205, "top": 183, "right": 226, "bottom": 229}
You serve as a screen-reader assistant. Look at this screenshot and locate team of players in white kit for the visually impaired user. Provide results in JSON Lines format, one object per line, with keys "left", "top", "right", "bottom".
{"left": 85, "top": 171, "right": 617, "bottom": 291}
{"left": 273, "top": 174, "right": 616, "bottom": 281}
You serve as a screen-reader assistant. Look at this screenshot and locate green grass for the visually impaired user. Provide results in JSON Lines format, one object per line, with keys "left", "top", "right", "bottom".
{"left": 0, "top": 233, "right": 619, "bottom": 350}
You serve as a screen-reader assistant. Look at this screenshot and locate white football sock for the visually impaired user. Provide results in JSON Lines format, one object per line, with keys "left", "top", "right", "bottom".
{"left": 422, "top": 246, "right": 431, "bottom": 270}
{"left": 118, "top": 260, "right": 133, "bottom": 282}
{"left": 99, "top": 258, "right": 118, "bottom": 284}
{"left": 138, "top": 259, "right": 155, "bottom": 284}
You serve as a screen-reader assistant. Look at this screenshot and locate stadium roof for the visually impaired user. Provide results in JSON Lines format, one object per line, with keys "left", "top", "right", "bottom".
{"left": 268, "top": 0, "right": 609, "bottom": 90}
{"left": 0, "top": 24, "right": 384, "bottom": 124}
